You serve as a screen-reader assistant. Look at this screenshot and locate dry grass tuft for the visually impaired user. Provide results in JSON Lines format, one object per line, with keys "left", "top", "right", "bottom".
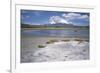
{"left": 46, "top": 39, "right": 58, "bottom": 44}
{"left": 38, "top": 45, "right": 45, "bottom": 48}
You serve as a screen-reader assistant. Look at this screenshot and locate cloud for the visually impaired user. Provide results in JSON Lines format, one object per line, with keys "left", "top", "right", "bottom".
{"left": 49, "top": 13, "right": 89, "bottom": 25}
{"left": 49, "top": 16, "right": 69, "bottom": 24}
{"left": 79, "top": 15, "right": 89, "bottom": 20}
{"left": 33, "top": 11, "right": 41, "bottom": 16}
{"left": 21, "top": 15, "right": 30, "bottom": 20}
{"left": 62, "top": 13, "right": 89, "bottom": 25}
{"left": 62, "top": 13, "right": 89, "bottom": 20}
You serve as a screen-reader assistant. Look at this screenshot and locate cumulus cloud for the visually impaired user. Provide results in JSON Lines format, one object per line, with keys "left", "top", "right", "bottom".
{"left": 62, "top": 13, "right": 89, "bottom": 26}
{"left": 79, "top": 15, "right": 89, "bottom": 19}
{"left": 49, "top": 16, "right": 69, "bottom": 24}
{"left": 49, "top": 13, "right": 89, "bottom": 26}
{"left": 62, "top": 13, "right": 89, "bottom": 20}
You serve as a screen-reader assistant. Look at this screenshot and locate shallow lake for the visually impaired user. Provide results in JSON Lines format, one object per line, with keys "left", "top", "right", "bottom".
{"left": 21, "top": 28, "right": 89, "bottom": 38}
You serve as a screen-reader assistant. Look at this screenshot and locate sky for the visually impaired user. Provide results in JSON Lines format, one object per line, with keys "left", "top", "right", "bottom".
{"left": 21, "top": 9, "right": 90, "bottom": 26}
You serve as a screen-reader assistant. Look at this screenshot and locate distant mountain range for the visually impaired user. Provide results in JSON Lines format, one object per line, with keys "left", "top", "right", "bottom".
{"left": 44, "top": 23, "right": 74, "bottom": 27}
{"left": 21, "top": 23, "right": 89, "bottom": 28}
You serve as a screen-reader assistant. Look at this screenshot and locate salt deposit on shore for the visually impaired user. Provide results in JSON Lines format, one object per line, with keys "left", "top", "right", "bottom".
{"left": 21, "top": 38, "right": 89, "bottom": 63}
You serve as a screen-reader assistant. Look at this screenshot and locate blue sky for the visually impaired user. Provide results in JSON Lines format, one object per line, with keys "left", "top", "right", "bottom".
{"left": 21, "top": 10, "right": 90, "bottom": 26}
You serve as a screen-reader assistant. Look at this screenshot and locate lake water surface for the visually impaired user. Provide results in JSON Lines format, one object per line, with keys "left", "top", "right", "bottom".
{"left": 21, "top": 29, "right": 89, "bottom": 38}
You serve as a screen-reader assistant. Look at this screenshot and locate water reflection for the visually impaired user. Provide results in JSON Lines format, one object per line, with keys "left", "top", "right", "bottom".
{"left": 21, "top": 29, "right": 89, "bottom": 37}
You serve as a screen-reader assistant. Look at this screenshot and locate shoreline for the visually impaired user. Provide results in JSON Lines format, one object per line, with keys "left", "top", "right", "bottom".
{"left": 21, "top": 36, "right": 89, "bottom": 50}
{"left": 21, "top": 27, "right": 89, "bottom": 30}
{"left": 21, "top": 35, "right": 89, "bottom": 41}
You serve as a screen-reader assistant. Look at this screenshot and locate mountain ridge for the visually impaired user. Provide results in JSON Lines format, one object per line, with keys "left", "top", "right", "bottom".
{"left": 21, "top": 23, "right": 89, "bottom": 28}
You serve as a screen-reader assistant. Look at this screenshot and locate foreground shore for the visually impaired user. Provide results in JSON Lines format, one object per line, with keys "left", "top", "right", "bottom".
{"left": 21, "top": 36, "right": 89, "bottom": 63}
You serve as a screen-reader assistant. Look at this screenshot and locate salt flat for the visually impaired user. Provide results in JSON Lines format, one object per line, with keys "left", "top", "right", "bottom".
{"left": 21, "top": 37, "right": 89, "bottom": 63}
